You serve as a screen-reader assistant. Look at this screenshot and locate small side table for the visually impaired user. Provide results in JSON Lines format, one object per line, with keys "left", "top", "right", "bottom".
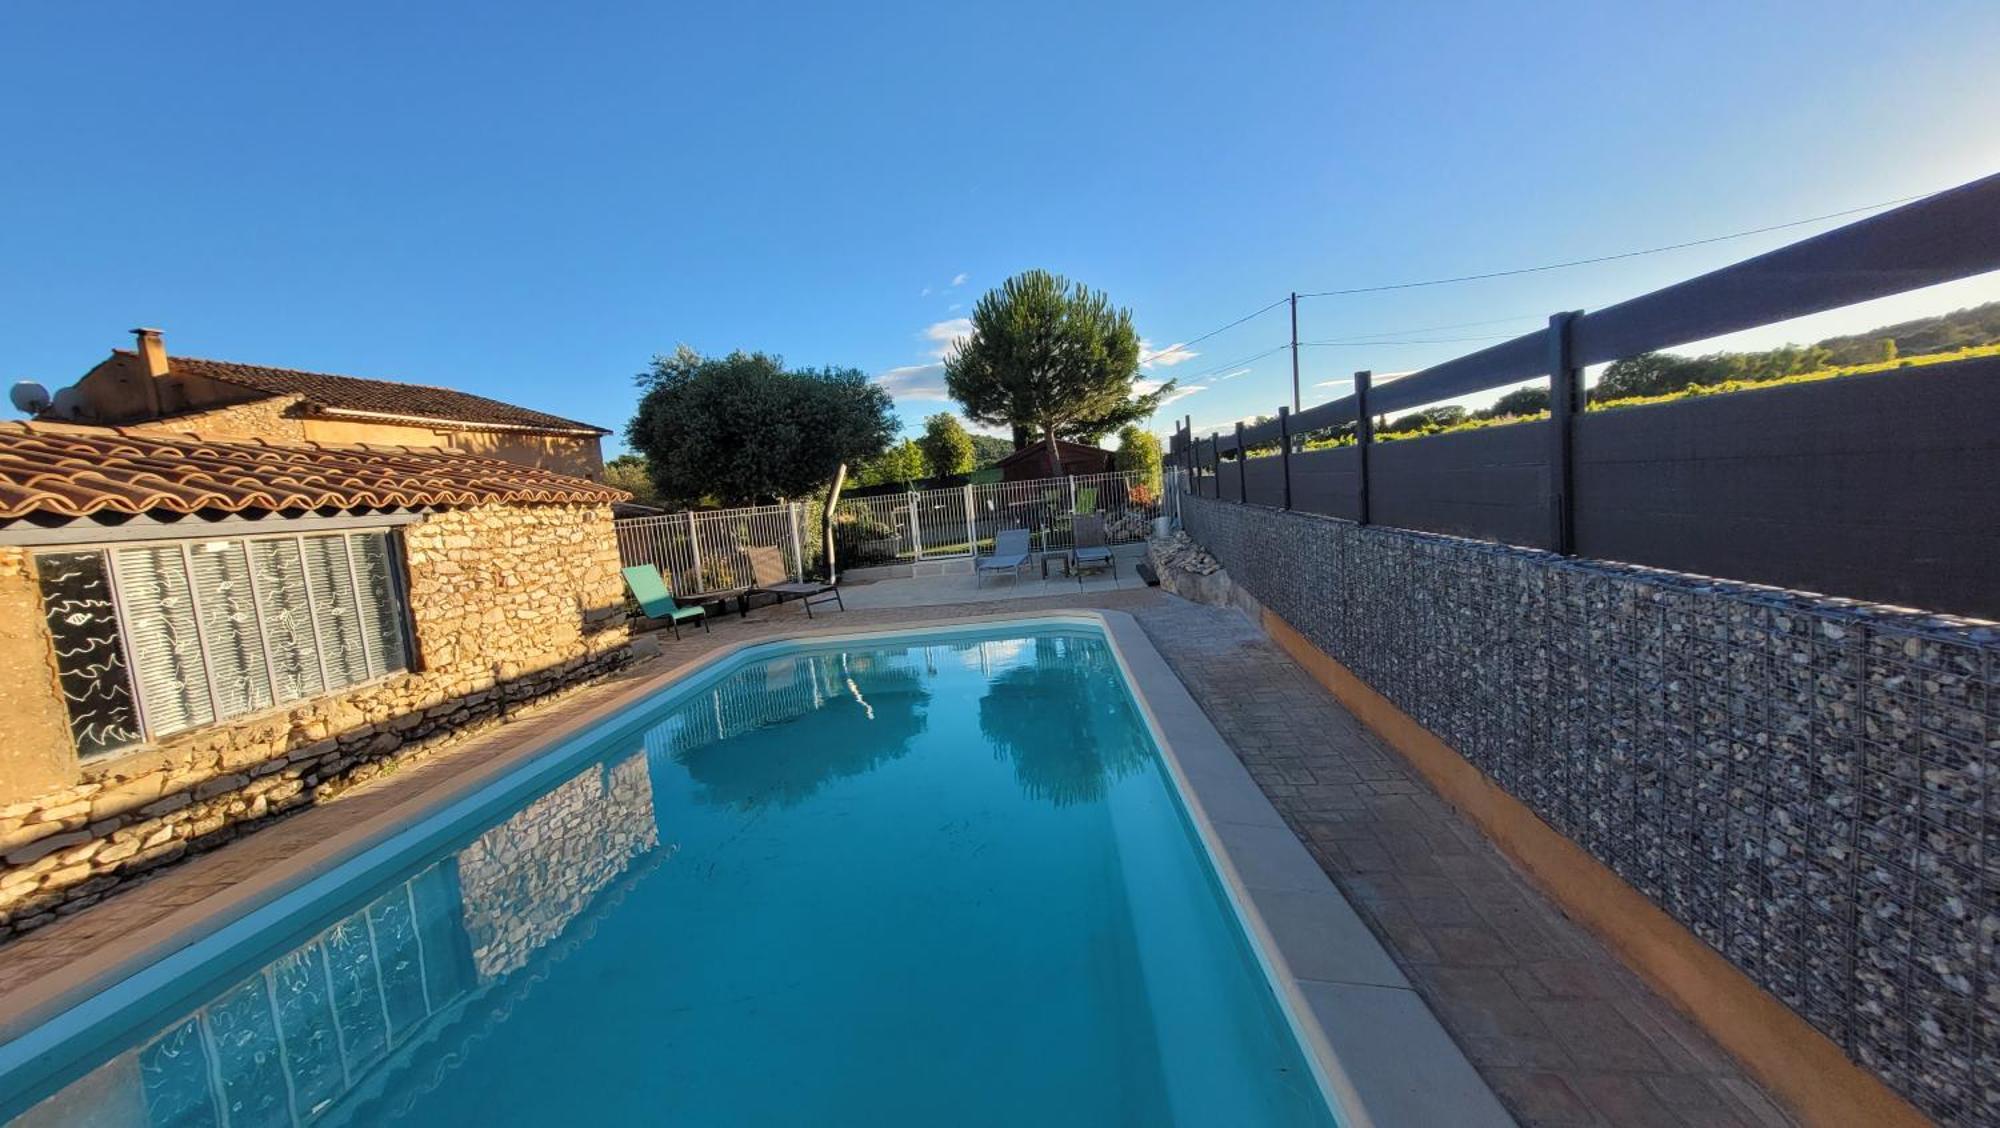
{"left": 1040, "top": 551, "right": 1072, "bottom": 580}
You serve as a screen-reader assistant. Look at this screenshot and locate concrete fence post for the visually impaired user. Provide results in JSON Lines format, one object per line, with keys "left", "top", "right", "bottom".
{"left": 686, "top": 511, "right": 704, "bottom": 586}
{"left": 788, "top": 502, "right": 805, "bottom": 580}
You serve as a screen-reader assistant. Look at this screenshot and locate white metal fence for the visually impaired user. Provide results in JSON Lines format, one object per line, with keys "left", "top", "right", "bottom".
{"left": 613, "top": 469, "right": 1166, "bottom": 593}
{"left": 613, "top": 503, "right": 808, "bottom": 597}
{"left": 830, "top": 470, "right": 1164, "bottom": 570}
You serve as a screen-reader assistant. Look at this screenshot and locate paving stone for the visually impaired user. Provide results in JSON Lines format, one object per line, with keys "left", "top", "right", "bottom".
{"left": 1531, "top": 1000, "right": 1672, "bottom": 1072}
{"left": 1569, "top": 1073, "right": 1691, "bottom": 1128}
{"left": 1485, "top": 1070, "right": 1601, "bottom": 1126}
{"left": 1413, "top": 965, "right": 1553, "bottom": 1040}
{"left": 1428, "top": 924, "right": 1520, "bottom": 967}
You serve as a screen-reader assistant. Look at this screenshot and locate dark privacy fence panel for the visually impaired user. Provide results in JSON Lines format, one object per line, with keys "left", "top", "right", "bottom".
{"left": 1242, "top": 456, "right": 1287, "bottom": 509}
{"left": 1215, "top": 460, "right": 1241, "bottom": 501}
{"left": 1574, "top": 356, "right": 2000, "bottom": 620}
{"left": 1180, "top": 356, "right": 1998, "bottom": 620}
{"left": 1290, "top": 446, "right": 1360, "bottom": 520}
{"left": 1368, "top": 422, "right": 1552, "bottom": 551}
{"left": 1180, "top": 494, "right": 2000, "bottom": 1124}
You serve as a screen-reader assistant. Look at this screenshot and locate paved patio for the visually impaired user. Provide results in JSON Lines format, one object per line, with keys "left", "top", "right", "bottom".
{"left": 0, "top": 583, "right": 1794, "bottom": 1126}
{"left": 835, "top": 542, "right": 1148, "bottom": 609}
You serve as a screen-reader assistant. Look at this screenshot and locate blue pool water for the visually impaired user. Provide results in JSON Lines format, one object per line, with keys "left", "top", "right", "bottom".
{"left": 5, "top": 624, "right": 1336, "bottom": 1127}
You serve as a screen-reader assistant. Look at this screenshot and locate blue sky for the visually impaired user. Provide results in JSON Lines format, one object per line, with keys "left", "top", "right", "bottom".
{"left": 3, "top": 1, "right": 1996, "bottom": 457}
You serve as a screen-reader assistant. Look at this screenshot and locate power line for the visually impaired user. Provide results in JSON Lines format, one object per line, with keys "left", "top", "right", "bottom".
{"left": 1152, "top": 296, "right": 1290, "bottom": 354}
{"left": 1302, "top": 313, "right": 1545, "bottom": 340}
{"left": 1295, "top": 193, "right": 1924, "bottom": 299}
{"left": 1170, "top": 343, "right": 1293, "bottom": 385}
{"left": 1299, "top": 332, "right": 1519, "bottom": 347}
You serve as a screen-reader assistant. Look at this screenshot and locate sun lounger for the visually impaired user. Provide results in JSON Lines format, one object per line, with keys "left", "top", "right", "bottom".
{"left": 740, "top": 546, "right": 844, "bottom": 618}
{"left": 1071, "top": 514, "right": 1116, "bottom": 584}
{"left": 621, "top": 564, "right": 709, "bottom": 639}
{"left": 976, "top": 528, "right": 1033, "bottom": 586}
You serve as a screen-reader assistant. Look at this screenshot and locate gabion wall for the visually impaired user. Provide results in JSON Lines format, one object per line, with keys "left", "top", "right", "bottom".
{"left": 1181, "top": 493, "right": 1998, "bottom": 1124}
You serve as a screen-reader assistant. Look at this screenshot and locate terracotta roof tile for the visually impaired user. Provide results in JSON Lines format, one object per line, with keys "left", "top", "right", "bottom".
{"left": 118, "top": 351, "right": 610, "bottom": 435}
{"left": 0, "top": 423, "right": 627, "bottom": 521}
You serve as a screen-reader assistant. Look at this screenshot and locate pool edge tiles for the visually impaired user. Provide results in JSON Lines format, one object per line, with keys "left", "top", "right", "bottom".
{"left": 0, "top": 612, "right": 1512, "bottom": 1128}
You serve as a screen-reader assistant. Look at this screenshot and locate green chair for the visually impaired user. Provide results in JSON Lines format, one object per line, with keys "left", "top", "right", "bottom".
{"left": 621, "top": 565, "right": 709, "bottom": 640}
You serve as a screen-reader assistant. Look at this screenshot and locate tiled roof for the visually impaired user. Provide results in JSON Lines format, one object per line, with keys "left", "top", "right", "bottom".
{"left": 0, "top": 423, "right": 627, "bottom": 520}
{"left": 118, "top": 350, "right": 610, "bottom": 435}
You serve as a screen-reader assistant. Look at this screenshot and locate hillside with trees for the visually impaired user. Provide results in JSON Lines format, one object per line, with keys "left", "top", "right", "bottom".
{"left": 969, "top": 433, "right": 1014, "bottom": 469}
{"left": 1816, "top": 300, "right": 2000, "bottom": 364}
{"left": 1595, "top": 300, "right": 2000, "bottom": 400}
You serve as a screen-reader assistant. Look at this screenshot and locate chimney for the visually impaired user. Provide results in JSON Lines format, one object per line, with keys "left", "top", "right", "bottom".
{"left": 131, "top": 328, "right": 168, "bottom": 377}
{"left": 130, "top": 327, "right": 168, "bottom": 415}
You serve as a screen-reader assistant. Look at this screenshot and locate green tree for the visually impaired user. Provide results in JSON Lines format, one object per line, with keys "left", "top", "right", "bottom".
{"left": 1114, "top": 425, "right": 1162, "bottom": 479}
{"left": 916, "top": 413, "right": 975, "bottom": 480}
{"left": 1484, "top": 386, "right": 1549, "bottom": 418}
{"left": 603, "top": 453, "right": 662, "bottom": 506}
{"left": 943, "top": 270, "right": 1167, "bottom": 474}
{"left": 626, "top": 346, "right": 896, "bottom": 507}
{"left": 1382, "top": 405, "right": 1469, "bottom": 434}
{"left": 1595, "top": 352, "right": 1720, "bottom": 401}
{"left": 851, "top": 439, "right": 926, "bottom": 489}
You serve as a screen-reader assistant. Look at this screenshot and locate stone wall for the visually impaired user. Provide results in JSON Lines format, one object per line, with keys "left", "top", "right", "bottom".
{"left": 123, "top": 393, "right": 310, "bottom": 442}
{"left": 0, "top": 502, "right": 636, "bottom": 940}
{"left": 0, "top": 554, "right": 77, "bottom": 800}
{"left": 1179, "top": 493, "right": 2000, "bottom": 1125}
{"left": 455, "top": 753, "right": 658, "bottom": 979}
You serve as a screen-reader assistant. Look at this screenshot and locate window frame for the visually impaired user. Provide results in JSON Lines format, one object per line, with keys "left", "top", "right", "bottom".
{"left": 38, "top": 526, "right": 418, "bottom": 757}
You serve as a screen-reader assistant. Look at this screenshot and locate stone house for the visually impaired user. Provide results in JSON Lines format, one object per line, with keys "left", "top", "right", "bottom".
{"left": 40, "top": 329, "right": 610, "bottom": 479}
{"left": 0, "top": 421, "right": 636, "bottom": 938}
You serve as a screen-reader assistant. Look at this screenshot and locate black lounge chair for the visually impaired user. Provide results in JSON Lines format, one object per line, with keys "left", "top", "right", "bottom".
{"left": 739, "top": 545, "right": 845, "bottom": 619}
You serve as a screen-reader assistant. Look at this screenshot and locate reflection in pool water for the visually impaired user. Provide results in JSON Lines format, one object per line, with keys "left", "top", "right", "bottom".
{"left": 15, "top": 631, "right": 1334, "bottom": 1127}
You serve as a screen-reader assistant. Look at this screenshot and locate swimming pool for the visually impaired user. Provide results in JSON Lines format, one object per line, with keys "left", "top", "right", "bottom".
{"left": 2, "top": 619, "right": 1356, "bottom": 1126}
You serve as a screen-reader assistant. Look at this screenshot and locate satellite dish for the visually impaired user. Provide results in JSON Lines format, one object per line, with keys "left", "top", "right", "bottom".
{"left": 50, "top": 387, "right": 84, "bottom": 420}
{"left": 10, "top": 381, "right": 51, "bottom": 416}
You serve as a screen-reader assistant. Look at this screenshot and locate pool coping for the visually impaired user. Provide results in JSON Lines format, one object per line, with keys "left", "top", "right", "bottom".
{"left": 0, "top": 610, "right": 1512, "bottom": 1127}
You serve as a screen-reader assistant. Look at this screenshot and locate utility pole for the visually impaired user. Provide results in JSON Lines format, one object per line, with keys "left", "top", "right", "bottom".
{"left": 1289, "top": 291, "right": 1301, "bottom": 413}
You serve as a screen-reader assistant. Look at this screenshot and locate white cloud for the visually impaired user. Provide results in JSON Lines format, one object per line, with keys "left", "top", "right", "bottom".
{"left": 1135, "top": 377, "right": 1206, "bottom": 412}
{"left": 921, "top": 286, "right": 933, "bottom": 297}
{"left": 1187, "top": 414, "right": 1256, "bottom": 436}
{"left": 875, "top": 363, "right": 951, "bottom": 401}
{"left": 1215, "top": 368, "right": 1252, "bottom": 382}
{"left": 922, "top": 317, "right": 973, "bottom": 360}
{"left": 1139, "top": 339, "right": 1199, "bottom": 369}
{"left": 950, "top": 272, "right": 970, "bottom": 287}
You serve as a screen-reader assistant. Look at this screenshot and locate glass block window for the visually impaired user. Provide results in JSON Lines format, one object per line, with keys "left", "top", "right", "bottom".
{"left": 33, "top": 551, "right": 143, "bottom": 758}
{"left": 36, "top": 530, "right": 414, "bottom": 757}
